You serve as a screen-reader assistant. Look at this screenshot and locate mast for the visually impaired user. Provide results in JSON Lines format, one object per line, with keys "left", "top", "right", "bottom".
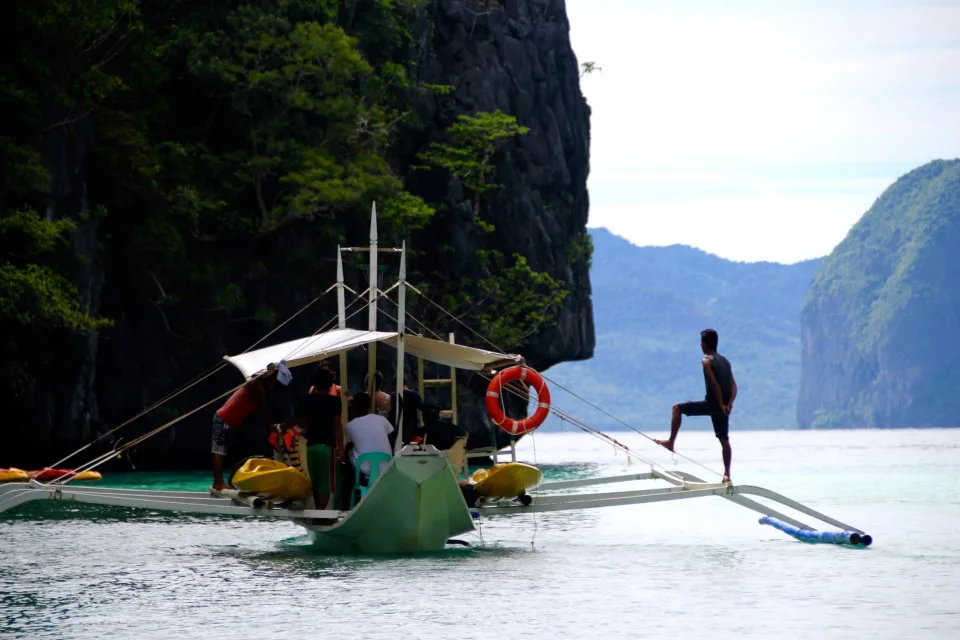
{"left": 336, "top": 246, "right": 348, "bottom": 441}
{"left": 336, "top": 244, "right": 346, "bottom": 330}
{"left": 367, "top": 202, "right": 378, "bottom": 413}
{"left": 394, "top": 241, "right": 406, "bottom": 453}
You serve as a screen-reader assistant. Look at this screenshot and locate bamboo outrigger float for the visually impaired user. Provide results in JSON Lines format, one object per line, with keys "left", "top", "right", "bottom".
{"left": 0, "top": 205, "right": 873, "bottom": 552}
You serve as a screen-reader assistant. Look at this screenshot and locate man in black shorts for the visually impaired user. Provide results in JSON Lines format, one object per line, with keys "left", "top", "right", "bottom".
{"left": 655, "top": 328, "right": 738, "bottom": 483}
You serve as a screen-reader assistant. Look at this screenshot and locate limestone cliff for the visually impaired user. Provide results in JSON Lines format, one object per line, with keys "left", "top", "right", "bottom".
{"left": 405, "top": 0, "right": 594, "bottom": 442}
{"left": 797, "top": 159, "right": 960, "bottom": 428}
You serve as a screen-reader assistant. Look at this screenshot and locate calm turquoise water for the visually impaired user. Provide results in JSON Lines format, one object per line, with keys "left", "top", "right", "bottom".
{"left": 2, "top": 428, "right": 959, "bottom": 639}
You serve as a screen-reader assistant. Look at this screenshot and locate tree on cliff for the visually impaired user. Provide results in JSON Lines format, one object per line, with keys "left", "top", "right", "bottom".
{"left": 415, "top": 110, "right": 567, "bottom": 351}
{"left": 416, "top": 110, "right": 529, "bottom": 219}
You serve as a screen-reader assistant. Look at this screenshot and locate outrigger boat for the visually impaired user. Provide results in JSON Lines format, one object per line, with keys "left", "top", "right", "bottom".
{"left": 0, "top": 206, "right": 873, "bottom": 552}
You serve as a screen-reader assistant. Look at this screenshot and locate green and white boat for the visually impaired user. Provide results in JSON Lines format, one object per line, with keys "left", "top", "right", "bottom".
{"left": 0, "top": 205, "right": 874, "bottom": 552}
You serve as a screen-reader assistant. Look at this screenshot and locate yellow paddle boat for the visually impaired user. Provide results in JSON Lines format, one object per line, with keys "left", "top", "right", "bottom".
{"left": 469, "top": 462, "right": 543, "bottom": 502}
{"left": 230, "top": 457, "right": 311, "bottom": 501}
{"left": 0, "top": 468, "right": 29, "bottom": 483}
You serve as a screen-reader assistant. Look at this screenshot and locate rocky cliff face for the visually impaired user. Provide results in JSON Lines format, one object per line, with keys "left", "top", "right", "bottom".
{"left": 410, "top": 0, "right": 593, "bottom": 368}
{"left": 405, "top": 0, "right": 594, "bottom": 441}
{"left": 798, "top": 159, "right": 960, "bottom": 428}
{"left": 10, "top": 0, "right": 593, "bottom": 468}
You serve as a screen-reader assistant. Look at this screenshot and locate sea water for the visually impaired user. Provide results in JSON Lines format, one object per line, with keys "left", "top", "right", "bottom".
{"left": 2, "top": 428, "right": 959, "bottom": 639}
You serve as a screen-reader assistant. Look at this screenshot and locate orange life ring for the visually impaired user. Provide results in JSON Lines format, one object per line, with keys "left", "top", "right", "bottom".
{"left": 485, "top": 366, "right": 551, "bottom": 436}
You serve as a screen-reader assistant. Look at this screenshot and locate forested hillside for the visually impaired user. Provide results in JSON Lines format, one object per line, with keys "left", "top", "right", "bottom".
{"left": 799, "top": 159, "right": 960, "bottom": 428}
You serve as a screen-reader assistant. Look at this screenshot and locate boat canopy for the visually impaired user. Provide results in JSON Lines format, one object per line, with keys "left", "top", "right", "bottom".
{"left": 223, "top": 328, "right": 523, "bottom": 379}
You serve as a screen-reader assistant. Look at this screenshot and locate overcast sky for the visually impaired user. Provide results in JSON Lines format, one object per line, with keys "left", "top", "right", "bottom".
{"left": 565, "top": 0, "right": 960, "bottom": 263}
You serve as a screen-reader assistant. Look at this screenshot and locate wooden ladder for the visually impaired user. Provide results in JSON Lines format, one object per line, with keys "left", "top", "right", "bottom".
{"left": 417, "top": 332, "right": 458, "bottom": 425}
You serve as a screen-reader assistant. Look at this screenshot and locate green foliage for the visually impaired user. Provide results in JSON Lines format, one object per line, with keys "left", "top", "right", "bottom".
{"left": 172, "top": 9, "right": 430, "bottom": 233}
{"left": 416, "top": 110, "right": 529, "bottom": 217}
{"left": 566, "top": 230, "right": 593, "bottom": 270}
{"left": 473, "top": 251, "right": 569, "bottom": 350}
{"left": 423, "top": 83, "right": 455, "bottom": 96}
{"left": 579, "top": 61, "right": 601, "bottom": 77}
{"left": 408, "top": 109, "right": 567, "bottom": 349}
{"left": 0, "top": 209, "right": 75, "bottom": 261}
{"left": 0, "top": 210, "right": 109, "bottom": 392}
{"left": 0, "top": 263, "right": 108, "bottom": 333}
{"left": 0, "top": 0, "right": 446, "bottom": 397}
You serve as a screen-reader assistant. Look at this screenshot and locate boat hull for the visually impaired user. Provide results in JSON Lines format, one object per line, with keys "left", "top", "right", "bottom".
{"left": 303, "top": 447, "right": 474, "bottom": 554}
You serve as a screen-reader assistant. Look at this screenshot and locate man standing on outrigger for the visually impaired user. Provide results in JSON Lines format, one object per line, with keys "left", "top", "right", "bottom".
{"left": 655, "top": 328, "right": 737, "bottom": 483}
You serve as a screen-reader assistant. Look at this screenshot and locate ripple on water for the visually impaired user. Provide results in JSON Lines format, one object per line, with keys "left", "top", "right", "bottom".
{"left": 2, "top": 431, "right": 960, "bottom": 639}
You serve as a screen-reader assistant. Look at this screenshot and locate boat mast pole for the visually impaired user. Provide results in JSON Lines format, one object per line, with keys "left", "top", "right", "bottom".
{"left": 394, "top": 242, "right": 406, "bottom": 454}
{"left": 336, "top": 246, "right": 349, "bottom": 441}
{"left": 367, "top": 203, "right": 378, "bottom": 413}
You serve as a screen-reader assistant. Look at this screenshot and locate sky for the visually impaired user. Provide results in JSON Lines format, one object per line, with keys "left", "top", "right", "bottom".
{"left": 565, "top": 0, "right": 960, "bottom": 263}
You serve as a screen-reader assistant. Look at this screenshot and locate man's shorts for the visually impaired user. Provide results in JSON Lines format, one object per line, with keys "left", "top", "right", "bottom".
{"left": 307, "top": 444, "right": 333, "bottom": 494}
{"left": 211, "top": 414, "right": 231, "bottom": 456}
{"left": 677, "top": 400, "right": 729, "bottom": 439}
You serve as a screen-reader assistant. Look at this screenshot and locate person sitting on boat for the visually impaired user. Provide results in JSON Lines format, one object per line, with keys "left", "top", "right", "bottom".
{"left": 363, "top": 371, "right": 391, "bottom": 418}
{"left": 344, "top": 392, "right": 394, "bottom": 485}
{"left": 655, "top": 328, "right": 737, "bottom": 483}
{"left": 392, "top": 381, "right": 423, "bottom": 442}
{"left": 420, "top": 403, "right": 467, "bottom": 451}
{"left": 211, "top": 364, "right": 279, "bottom": 492}
{"left": 310, "top": 359, "right": 341, "bottom": 397}
{"left": 280, "top": 368, "right": 343, "bottom": 510}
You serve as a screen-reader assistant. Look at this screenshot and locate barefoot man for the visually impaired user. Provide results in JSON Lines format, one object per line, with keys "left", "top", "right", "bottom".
{"left": 655, "top": 329, "right": 737, "bottom": 483}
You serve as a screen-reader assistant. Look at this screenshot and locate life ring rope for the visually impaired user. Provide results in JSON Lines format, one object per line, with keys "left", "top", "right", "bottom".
{"left": 485, "top": 366, "right": 552, "bottom": 436}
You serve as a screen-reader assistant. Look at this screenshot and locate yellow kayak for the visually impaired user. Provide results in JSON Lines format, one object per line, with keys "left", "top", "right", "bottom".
{"left": 230, "top": 458, "right": 311, "bottom": 500}
{"left": 71, "top": 470, "right": 103, "bottom": 482}
{"left": 0, "top": 468, "right": 29, "bottom": 483}
{"left": 470, "top": 462, "right": 543, "bottom": 499}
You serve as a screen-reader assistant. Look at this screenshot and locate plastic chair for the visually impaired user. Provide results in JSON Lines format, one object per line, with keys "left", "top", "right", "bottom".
{"left": 352, "top": 452, "right": 392, "bottom": 507}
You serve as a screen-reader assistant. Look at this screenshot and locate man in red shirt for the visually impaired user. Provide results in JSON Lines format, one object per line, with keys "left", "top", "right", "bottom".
{"left": 211, "top": 365, "right": 279, "bottom": 491}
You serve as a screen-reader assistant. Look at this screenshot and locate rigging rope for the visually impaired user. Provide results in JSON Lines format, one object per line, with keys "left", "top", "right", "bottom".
{"left": 379, "top": 287, "right": 724, "bottom": 479}
{"left": 51, "top": 277, "right": 411, "bottom": 486}
{"left": 49, "top": 286, "right": 375, "bottom": 486}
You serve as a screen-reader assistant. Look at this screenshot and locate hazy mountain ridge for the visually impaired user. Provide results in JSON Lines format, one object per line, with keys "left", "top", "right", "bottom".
{"left": 542, "top": 229, "right": 822, "bottom": 431}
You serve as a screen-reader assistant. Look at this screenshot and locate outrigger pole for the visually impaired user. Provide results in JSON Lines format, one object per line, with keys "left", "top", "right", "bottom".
{"left": 474, "top": 467, "right": 873, "bottom": 547}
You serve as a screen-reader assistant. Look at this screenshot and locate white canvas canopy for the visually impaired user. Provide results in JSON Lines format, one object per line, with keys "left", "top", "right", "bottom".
{"left": 223, "top": 328, "right": 522, "bottom": 379}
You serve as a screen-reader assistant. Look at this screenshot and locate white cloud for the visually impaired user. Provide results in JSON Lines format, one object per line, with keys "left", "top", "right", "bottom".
{"left": 567, "top": 0, "right": 960, "bottom": 262}
{"left": 589, "top": 191, "right": 879, "bottom": 264}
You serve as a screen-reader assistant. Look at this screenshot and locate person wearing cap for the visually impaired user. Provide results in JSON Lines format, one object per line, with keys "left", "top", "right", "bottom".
{"left": 211, "top": 364, "right": 280, "bottom": 491}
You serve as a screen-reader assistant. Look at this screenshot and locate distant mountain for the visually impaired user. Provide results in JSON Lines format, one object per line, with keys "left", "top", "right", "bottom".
{"left": 542, "top": 229, "right": 821, "bottom": 431}
{"left": 798, "top": 159, "right": 960, "bottom": 428}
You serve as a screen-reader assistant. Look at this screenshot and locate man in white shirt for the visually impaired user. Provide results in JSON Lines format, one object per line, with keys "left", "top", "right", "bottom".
{"left": 345, "top": 392, "right": 394, "bottom": 476}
